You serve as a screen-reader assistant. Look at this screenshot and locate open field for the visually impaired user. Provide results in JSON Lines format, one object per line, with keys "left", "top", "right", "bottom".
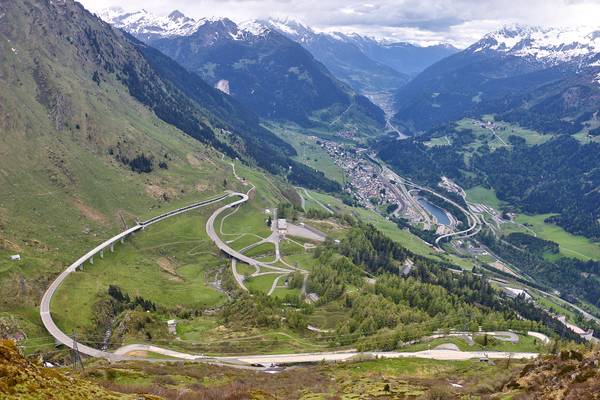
{"left": 271, "top": 287, "right": 301, "bottom": 299}
{"left": 514, "top": 214, "right": 600, "bottom": 260}
{"left": 242, "top": 242, "right": 276, "bottom": 260}
{"left": 268, "top": 124, "right": 346, "bottom": 184}
{"left": 283, "top": 252, "right": 319, "bottom": 272}
{"left": 245, "top": 274, "right": 279, "bottom": 294}
{"left": 279, "top": 238, "right": 306, "bottom": 256}
{"left": 466, "top": 186, "right": 505, "bottom": 210}
{"left": 400, "top": 334, "right": 546, "bottom": 353}
{"left": 424, "top": 135, "right": 452, "bottom": 147}
{"left": 217, "top": 205, "right": 271, "bottom": 251}
{"left": 307, "top": 301, "right": 350, "bottom": 331}
{"left": 456, "top": 118, "right": 552, "bottom": 148}
{"left": 234, "top": 262, "right": 256, "bottom": 277}
{"left": 80, "top": 355, "right": 528, "bottom": 399}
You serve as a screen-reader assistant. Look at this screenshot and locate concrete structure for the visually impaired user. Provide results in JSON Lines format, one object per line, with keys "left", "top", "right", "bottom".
{"left": 40, "top": 193, "right": 231, "bottom": 360}
{"left": 167, "top": 320, "right": 177, "bottom": 335}
{"left": 306, "top": 293, "right": 320, "bottom": 304}
{"left": 503, "top": 287, "right": 532, "bottom": 301}
{"left": 557, "top": 315, "right": 596, "bottom": 341}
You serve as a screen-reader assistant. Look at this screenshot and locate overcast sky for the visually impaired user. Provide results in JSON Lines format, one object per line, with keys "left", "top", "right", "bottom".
{"left": 80, "top": 0, "right": 600, "bottom": 47}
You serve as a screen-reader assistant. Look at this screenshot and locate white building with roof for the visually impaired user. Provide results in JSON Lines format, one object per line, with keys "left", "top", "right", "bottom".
{"left": 277, "top": 218, "right": 287, "bottom": 235}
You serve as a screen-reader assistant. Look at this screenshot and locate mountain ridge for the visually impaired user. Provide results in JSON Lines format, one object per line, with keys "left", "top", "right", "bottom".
{"left": 99, "top": 9, "right": 386, "bottom": 131}
{"left": 391, "top": 24, "right": 600, "bottom": 134}
{"left": 467, "top": 24, "right": 600, "bottom": 66}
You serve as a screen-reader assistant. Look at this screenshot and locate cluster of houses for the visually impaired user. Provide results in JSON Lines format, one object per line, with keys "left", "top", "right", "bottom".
{"left": 319, "top": 140, "right": 397, "bottom": 209}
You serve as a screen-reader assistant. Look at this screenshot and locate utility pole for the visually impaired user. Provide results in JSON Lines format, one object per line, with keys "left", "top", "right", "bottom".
{"left": 71, "top": 331, "right": 84, "bottom": 371}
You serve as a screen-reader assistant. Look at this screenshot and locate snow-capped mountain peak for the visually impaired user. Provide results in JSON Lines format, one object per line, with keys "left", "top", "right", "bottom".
{"left": 469, "top": 24, "right": 600, "bottom": 65}
{"left": 236, "top": 20, "right": 271, "bottom": 37}
{"left": 97, "top": 8, "right": 208, "bottom": 40}
{"left": 98, "top": 9, "right": 275, "bottom": 42}
{"left": 266, "top": 18, "right": 312, "bottom": 36}
{"left": 167, "top": 10, "right": 187, "bottom": 21}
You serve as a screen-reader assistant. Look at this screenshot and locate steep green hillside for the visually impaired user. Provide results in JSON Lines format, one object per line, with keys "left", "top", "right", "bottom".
{"left": 0, "top": 0, "right": 241, "bottom": 346}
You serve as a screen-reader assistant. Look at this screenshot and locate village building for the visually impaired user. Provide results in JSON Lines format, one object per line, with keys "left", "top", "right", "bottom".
{"left": 277, "top": 218, "right": 287, "bottom": 235}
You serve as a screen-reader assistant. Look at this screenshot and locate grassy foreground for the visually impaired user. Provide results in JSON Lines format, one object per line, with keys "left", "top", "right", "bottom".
{"left": 79, "top": 355, "right": 527, "bottom": 399}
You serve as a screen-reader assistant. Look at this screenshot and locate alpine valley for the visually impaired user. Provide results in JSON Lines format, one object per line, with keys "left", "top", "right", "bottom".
{"left": 1, "top": 1, "right": 600, "bottom": 399}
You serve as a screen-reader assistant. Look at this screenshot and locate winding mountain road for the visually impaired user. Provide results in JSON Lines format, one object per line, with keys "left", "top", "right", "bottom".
{"left": 39, "top": 193, "right": 231, "bottom": 360}
{"left": 39, "top": 162, "right": 540, "bottom": 367}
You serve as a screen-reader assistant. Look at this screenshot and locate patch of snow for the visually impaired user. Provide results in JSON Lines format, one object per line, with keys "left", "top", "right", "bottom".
{"left": 268, "top": 20, "right": 298, "bottom": 35}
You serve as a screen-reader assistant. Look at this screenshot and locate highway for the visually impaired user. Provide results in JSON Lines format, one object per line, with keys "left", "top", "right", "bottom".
{"left": 205, "top": 191, "right": 259, "bottom": 266}
{"left": 39, "top": 193, "right": 231, "bottom": 360}
{"left": 382, "top": 166, "right": 481, "bottom": 245}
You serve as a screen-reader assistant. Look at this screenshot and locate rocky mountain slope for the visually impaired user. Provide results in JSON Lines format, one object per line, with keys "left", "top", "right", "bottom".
{"left": 0, "top": 340, "right": 142, "bottom": 399}
{"left": 101, "top": 9, "right": 385, "bottom": 133}
{"left": 261, "top": 19, "right": 458, "bottom": 113}
{"left": 392, "top": 25, "right": 600, "bottom": 134}
{"left": 267, "top": 19, "right": 457, "bottom": 77}
{"left": 502, "top": 347, "right": 600, "bottom": 399}
{"left": 469, "top": 25, "right": 600, "bottom": 65}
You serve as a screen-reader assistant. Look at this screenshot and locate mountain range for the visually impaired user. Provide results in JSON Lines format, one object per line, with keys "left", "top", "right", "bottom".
{"left": 99, "top": 9, "right": 459, "bottom": 119}
{"left": 261, "top": 19, "right": 457, "bottom": 113}
{"left": 100, "top": 8, "right": 386, "bottom": 131}
{"left": 392, "top": 25, "right": 600, "bottom": 134}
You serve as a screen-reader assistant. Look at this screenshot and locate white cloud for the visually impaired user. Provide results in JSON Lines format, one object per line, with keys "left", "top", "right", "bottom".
{"left": 80, "top": 0, "right": 600, "bottom": 47}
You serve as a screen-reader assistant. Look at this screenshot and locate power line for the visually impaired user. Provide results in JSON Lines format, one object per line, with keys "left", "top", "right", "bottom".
{"left": 71, "top": 331, "right": 84, "bottom": 371}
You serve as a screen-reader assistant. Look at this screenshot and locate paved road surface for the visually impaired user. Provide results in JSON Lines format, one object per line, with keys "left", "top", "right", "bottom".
{"left": 296, "top": 187, "right": 334, "bottom": 215}
{"left": 114, "top": 345, "right": 537, "bottom": 364}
